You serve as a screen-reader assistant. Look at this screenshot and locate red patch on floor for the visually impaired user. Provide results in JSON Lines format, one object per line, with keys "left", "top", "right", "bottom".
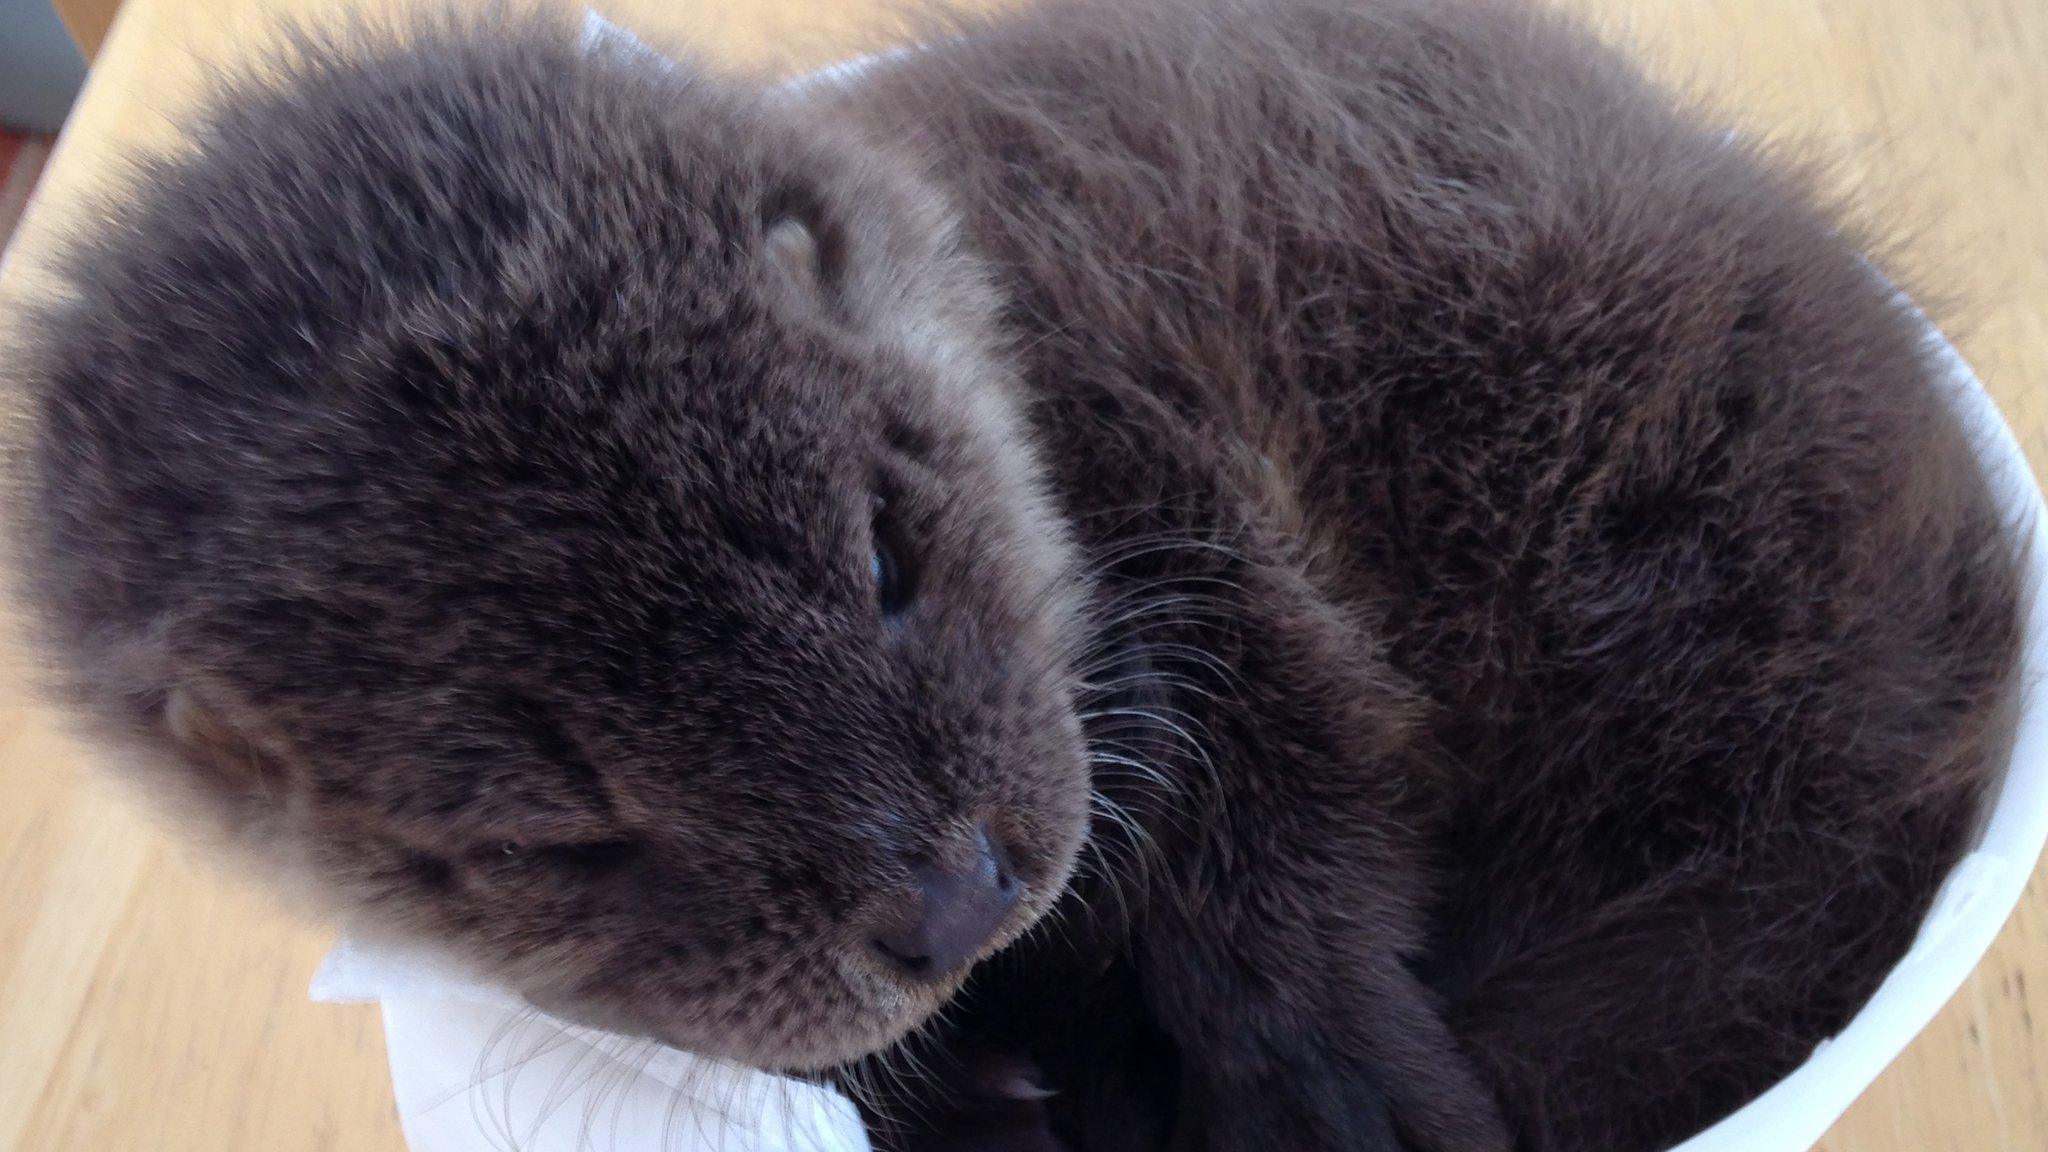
{"left": 2, "top": 127, "right": 57, "bottom": 259}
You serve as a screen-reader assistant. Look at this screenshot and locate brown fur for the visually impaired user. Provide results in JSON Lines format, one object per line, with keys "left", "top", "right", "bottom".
{"left": 13, "top": 12, "right": 1090, "bottom": 1071}
{"left": 9, "top": 1, "right": 2024, "bottom": 1150}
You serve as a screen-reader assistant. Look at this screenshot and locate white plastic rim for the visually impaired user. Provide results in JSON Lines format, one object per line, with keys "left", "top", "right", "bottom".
{"left": 318, "top": 19, "right": 2048, "bottom": 1152}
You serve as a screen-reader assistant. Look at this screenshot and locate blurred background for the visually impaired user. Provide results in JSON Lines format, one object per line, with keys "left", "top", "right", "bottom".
{"left": 0, "top": 0, "right": 85, "bottom": 248}
{"left": 0, "top": 0, "right": 85, "bottom": 133}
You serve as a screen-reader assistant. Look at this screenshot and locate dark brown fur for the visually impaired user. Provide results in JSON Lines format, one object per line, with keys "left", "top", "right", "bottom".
{"left": 9, "top": 1, "right": 2024, "bottom": 1151}
{"left": 12, "top": 10, "right": 1093, "bottom": 1072}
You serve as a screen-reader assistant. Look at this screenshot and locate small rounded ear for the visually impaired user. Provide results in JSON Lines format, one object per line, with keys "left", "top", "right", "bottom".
{"left": 162, "top": 687, "right": 286, "bottom": 800}
{"left": 763, "top": 213, "right": 824, "bottom": 299}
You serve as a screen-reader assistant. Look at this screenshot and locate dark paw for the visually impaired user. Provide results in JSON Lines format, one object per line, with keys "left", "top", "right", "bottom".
{"left": 863, "top": 1045, "right": 1073, "bottom": 1152}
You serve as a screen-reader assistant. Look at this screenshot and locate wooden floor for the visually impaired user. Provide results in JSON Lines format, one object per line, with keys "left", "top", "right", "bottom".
{"left": 1, "top": 1, "right": 2043, "bottom": 1149}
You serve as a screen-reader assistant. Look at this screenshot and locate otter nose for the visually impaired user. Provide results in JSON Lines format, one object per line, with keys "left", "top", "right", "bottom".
{"left": 869, "top": 825, "right": 1021, "bottom": 982}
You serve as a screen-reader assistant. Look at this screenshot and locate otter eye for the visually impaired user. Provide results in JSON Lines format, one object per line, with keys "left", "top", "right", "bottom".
{"left": 489, "top": 840, "right": 640, "bottom": 878}
{"left": 873, "top": 537, "right": 909, "bottom": 616}
{"left": 871, "top": 505, "right": 915, "bottom": 617}
{"left": 531, "top": 840, "right": 642, "bottom": 877}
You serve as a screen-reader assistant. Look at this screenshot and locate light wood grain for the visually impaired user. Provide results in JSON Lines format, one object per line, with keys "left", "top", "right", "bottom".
{"left": 48, "top": 0, "right": 127, "bottom": 58}
{"left": 1, "top": 2, "right": 2042, "bottom": 1150}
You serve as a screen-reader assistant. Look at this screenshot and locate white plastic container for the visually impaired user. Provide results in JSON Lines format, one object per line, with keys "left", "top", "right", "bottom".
{"left": 312, "top": 18, "right": 2048, "bottom": 1152}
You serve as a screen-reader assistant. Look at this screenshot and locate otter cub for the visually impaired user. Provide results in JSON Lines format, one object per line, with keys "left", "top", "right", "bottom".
{"left": 14, "top": 0, "right": 2022, "bottom": 1150}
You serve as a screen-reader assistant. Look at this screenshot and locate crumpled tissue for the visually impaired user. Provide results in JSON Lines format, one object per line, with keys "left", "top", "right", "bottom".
{"left": 311, "top": 934, "right": 869, "bottom": 1152}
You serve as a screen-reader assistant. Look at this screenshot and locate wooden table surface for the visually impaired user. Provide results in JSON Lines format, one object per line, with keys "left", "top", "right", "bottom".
{"left": 2, "top": 1, "right": 2043, "bottom": 1149}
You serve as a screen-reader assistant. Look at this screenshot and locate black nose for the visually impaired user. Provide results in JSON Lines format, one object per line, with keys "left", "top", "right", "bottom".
{"left": 870, "top": 825, "right": 1022, "bottom": 982}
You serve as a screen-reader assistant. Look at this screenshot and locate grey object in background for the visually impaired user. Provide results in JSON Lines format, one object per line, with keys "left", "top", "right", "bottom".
{"left": 1, "top": 0, "right": 87, "bottom": 133}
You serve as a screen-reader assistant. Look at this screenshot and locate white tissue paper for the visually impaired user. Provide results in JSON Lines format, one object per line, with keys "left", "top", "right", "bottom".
{"left": 315, "top": 12, "right": 2048, "bottom": 1152}
{"left": 577, "top": 9, "right": 674, "bottom": 73}
{"left": 310, "top": 935, "right": 869, "bottom": 1152}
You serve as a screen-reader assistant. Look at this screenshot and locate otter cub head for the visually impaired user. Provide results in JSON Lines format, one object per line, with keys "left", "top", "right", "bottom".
{"left": 17, "top": 18, "right": 1088, "bottom": 1070}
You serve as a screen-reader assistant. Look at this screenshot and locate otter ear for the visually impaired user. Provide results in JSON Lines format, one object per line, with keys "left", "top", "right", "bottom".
{"left": 763, "top": 212, "right": 825, "bottom": 299}
{"left": 162, "top": 687, "right": 286, "bottom": 801}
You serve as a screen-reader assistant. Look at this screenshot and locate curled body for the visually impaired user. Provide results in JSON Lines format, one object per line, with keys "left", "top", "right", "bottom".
{"left": 825, "top": 2, "right": 2025, "bottom": 1147}
{"left": 11, "top": 1, "right": 2024, "bottom": 1151}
